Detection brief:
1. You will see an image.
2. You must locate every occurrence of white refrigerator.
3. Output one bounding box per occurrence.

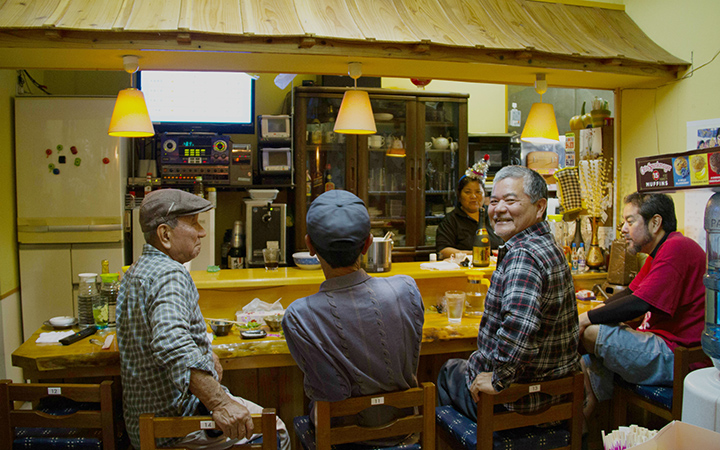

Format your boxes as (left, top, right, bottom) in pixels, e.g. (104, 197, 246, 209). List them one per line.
(15, 97, 127, 340)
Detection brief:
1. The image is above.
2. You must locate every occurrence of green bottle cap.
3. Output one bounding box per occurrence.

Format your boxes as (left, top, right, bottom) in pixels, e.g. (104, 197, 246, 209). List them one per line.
(100, 273, 119, 283)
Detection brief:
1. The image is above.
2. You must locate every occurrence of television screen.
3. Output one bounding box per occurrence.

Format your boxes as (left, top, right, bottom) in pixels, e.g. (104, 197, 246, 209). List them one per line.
(137, 71, 255, 134)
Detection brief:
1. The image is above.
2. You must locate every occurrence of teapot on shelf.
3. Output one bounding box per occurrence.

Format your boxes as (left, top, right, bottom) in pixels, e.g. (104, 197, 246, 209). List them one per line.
(431, 136, 450, 150)
(389, 135, 404, 149)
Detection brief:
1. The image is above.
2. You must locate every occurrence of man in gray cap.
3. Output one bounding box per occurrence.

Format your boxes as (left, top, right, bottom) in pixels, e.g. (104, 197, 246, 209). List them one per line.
(117, 188, 288, 450)
(282, 190, 424, 445)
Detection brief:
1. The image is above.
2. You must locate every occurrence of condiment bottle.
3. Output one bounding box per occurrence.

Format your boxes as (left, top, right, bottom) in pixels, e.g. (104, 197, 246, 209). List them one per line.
(100, 273, 119, 328)
(465, 269, 490, 316)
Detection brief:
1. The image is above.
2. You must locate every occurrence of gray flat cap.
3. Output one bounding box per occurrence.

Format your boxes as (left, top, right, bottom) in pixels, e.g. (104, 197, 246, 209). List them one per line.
(140, 188, 213, 232)
(306, 190, 370, 252)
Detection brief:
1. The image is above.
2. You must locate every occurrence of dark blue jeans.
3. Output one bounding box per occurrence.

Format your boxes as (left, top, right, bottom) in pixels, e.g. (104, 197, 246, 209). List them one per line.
(437, 358, 479, 421)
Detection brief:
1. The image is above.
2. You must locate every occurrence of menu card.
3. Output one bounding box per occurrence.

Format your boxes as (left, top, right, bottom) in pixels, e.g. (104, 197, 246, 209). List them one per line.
(635, 145, 720, 193)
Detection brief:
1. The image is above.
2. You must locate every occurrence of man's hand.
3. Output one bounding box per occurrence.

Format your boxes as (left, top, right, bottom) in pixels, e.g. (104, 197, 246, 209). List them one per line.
(211, 396, 254, 440)
(469, 371, 499, 403)
(578, 312, 592, 337)
(213, 352, 223, 382)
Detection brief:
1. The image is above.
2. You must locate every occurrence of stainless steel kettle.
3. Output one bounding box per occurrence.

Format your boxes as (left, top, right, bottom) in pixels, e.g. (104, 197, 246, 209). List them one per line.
(362, 236, 393, 273)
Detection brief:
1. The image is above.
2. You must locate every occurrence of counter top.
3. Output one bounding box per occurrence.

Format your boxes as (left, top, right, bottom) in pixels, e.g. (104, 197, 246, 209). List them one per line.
(190, 261, 493, 290)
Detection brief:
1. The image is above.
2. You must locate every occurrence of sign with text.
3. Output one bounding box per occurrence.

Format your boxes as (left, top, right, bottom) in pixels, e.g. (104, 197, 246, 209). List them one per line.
(636, 146, 720, 193)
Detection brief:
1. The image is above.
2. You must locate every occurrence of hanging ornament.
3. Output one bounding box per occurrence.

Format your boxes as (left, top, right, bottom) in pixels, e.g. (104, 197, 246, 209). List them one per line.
(410, 78, 432, 89)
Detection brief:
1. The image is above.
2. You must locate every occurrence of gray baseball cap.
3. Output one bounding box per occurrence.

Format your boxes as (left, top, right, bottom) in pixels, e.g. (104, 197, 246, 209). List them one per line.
(140, 188, 213, 233)
(306, 190, 370, 252)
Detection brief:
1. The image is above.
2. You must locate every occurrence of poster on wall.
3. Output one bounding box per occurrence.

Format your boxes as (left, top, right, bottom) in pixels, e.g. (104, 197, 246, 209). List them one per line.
(685, 119, 720, 250)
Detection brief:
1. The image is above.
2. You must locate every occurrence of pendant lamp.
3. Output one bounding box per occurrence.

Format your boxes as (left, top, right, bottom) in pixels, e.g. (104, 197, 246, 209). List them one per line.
(334, 62, 376, 135)
(108, 55, 155, 138)
(521, 74, 559, 144)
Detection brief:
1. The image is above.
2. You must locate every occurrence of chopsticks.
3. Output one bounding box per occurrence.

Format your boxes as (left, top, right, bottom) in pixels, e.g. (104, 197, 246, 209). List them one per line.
(204, 318, 245, 326)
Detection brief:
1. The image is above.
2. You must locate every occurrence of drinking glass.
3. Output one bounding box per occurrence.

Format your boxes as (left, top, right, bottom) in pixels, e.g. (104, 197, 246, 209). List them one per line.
(445, 290, 466, 323)
(263, 248, 280, 271)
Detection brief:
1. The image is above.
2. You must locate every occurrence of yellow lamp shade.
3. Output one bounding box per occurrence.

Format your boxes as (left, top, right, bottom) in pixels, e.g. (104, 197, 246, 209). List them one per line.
(521, 102, 559, 144)
(108, 88, 155, 137)
(334, 90, 376, 135)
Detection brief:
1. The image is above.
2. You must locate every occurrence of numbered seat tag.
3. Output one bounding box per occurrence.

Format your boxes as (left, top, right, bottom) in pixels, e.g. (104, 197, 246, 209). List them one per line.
(529, 385, 541, 393)
(371, 396, 385, 405)
(48, 387, 62, 395)
(200, 420, 216, 430)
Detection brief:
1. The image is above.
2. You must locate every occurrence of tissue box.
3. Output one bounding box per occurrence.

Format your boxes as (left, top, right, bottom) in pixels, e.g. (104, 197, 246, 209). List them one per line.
(631, 421, 720, 449)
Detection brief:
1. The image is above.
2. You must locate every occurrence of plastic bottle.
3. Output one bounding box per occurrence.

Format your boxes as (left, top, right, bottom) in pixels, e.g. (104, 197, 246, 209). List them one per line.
(207, 187, 216, 207)
(144, 173, 153, 196)
(324, 164, 335, 191)
(577, 243, 587, 273)
(101, 259, 109, 274)
(228, 220, 244, 269)
(702, 192, 720, 369)
(100, 273, 119, 328)
(77, 273, 99, 328)
(193, 176, 204, 198)
(509, 102, 521, 127)
(571, 243, 578, 274)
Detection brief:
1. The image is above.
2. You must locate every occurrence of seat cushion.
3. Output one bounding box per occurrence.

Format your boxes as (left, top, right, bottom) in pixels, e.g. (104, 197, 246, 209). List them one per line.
(293, 415, 421, 450)
(435, 405, 571, 450)
(615, 378, 673, 410)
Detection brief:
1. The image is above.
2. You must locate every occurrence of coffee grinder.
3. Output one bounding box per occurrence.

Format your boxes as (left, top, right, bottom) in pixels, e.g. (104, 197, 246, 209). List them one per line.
(244, 199, 287, 267)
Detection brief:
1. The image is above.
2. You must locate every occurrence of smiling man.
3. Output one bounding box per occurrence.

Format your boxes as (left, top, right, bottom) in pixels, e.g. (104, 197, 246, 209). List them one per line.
(437, 165, 579, 419)
(578, 192, 705, 422)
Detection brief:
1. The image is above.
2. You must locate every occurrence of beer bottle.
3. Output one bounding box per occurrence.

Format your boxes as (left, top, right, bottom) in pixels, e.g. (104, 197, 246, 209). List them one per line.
(228, 220, 244, 269)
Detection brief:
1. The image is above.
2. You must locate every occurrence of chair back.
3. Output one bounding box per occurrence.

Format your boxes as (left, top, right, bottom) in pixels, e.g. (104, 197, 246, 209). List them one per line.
(138, 408, 277, 450)
(476, 372, 584, 450)
(0, 379, 119, 450)
(311, 382, 435, 450)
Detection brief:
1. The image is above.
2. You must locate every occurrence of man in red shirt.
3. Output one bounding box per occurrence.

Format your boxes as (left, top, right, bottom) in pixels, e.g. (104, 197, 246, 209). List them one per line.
(579, 192, 706, 421)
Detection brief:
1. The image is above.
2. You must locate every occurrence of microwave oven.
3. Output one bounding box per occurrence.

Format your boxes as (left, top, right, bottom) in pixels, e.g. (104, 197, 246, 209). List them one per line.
(260, 147, 292, 174)
(468, 133, 521, 182)
(258, 114, 291, 141)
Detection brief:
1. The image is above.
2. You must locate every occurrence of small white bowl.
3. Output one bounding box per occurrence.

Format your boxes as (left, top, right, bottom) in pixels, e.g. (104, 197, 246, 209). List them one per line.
(49, 316, 76, 327)
(374, 113, 394, 121)
(292, 252, 321, 270)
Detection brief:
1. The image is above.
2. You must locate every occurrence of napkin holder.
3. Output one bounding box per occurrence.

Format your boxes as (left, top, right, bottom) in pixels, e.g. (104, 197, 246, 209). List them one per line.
(607, 239, 638, 286)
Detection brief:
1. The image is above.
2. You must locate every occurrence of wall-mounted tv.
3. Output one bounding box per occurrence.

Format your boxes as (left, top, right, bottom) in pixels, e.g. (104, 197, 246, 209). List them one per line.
(137, 71, 255, 134)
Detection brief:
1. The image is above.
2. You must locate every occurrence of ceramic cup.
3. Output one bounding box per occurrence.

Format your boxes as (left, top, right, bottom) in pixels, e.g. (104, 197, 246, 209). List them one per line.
(368, 135, 385, 149)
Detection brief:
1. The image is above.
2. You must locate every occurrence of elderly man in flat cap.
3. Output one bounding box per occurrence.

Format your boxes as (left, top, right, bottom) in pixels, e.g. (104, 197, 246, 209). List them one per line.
(117, 188, 289, 450)
(282, 190, 425, 446)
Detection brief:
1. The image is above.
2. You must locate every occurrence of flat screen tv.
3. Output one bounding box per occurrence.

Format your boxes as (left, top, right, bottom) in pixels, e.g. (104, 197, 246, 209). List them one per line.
(137, 70, 255, 134)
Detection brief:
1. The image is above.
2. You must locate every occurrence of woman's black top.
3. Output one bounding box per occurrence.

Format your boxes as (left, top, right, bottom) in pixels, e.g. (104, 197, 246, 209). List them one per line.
(435, 206, 503, 253)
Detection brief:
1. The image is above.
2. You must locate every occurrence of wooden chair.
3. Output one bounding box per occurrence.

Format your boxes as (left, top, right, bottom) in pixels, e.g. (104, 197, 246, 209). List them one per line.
(139, 408, 277, 450)
(0, 379, 122, 450)
(436, 372, 584, 450)
(294, 382, 436, 450)
(613, 345, 709, 426)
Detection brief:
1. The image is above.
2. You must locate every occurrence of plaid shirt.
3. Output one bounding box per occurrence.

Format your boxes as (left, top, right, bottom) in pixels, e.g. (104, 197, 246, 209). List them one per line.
(117, 244, 217, 449)
(465, 221, 579, 412)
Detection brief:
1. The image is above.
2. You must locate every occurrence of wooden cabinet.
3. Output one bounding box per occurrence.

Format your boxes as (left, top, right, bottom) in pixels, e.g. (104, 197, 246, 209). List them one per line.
(292, 87, 468, 260)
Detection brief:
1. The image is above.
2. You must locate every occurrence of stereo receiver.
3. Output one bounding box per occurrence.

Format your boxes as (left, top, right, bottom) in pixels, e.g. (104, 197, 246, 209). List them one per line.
(158, 134, 231, 185)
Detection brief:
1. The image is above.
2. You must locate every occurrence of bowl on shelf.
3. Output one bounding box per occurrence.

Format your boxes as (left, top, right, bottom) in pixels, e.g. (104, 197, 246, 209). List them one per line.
(292, 252, 321, 270)
(209, 320, 234, 336)
(248, 189, 279, 201)
(373, 113, 394, 121)
(263, 313, 284, 331)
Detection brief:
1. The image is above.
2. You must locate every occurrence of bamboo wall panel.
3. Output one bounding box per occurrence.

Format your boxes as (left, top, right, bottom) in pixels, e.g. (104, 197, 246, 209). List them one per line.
(393, 0, 472, 46)
(54, 0, 124, 30)
(346, 0, 418, 43)
(0, 0, 62, 28)
(124, 0, 181, 31)
(186, 0, 244, 35)
(295, 0, 364, 39)
(241, 0, 305, 36)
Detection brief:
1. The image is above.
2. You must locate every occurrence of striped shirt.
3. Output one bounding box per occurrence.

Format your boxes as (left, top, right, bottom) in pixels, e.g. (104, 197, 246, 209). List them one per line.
(466, 221, 579, 412)
(117, 244, 217, 449)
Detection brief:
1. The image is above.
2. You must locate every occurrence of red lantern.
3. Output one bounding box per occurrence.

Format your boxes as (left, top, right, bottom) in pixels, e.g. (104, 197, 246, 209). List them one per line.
(410, 78, 432, 89)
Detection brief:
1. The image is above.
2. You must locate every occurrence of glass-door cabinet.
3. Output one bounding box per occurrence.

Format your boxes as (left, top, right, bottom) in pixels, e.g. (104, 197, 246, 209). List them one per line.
(293, 86, 468, 261)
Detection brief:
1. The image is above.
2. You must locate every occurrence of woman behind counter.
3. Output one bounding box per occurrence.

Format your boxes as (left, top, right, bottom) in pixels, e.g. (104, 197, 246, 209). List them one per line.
(436, 159, 503, 260)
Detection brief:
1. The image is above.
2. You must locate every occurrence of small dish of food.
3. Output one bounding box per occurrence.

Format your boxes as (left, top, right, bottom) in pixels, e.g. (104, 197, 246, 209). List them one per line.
(263, 313, 284, 331)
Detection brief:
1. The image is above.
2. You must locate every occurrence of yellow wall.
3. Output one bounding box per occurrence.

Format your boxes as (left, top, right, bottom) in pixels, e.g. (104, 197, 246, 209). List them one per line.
(621, 0, 720, 229)
(382, 78, 507, 133)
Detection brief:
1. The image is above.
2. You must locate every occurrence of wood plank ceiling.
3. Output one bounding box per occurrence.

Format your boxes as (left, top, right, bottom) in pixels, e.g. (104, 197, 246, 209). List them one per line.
(0, 0, 688, 89)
